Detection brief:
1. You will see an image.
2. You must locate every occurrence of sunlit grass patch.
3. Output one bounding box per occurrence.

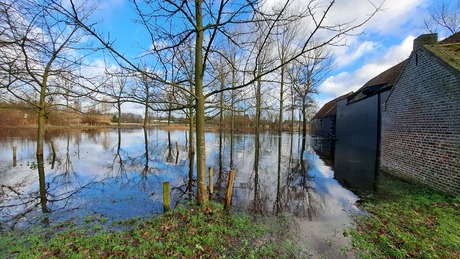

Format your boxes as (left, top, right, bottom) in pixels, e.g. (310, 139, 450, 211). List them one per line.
(1, 202, 301, 258)
(351, 174, 460, 258)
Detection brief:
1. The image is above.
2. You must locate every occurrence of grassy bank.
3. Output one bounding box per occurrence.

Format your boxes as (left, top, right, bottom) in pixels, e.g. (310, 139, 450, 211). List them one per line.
(0, 203, 300, 258)
(351, 173, 460, 258)
(3, 175, 458, 258)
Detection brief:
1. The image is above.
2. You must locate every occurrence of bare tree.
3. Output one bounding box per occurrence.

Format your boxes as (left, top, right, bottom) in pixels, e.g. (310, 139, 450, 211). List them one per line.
(290, 45, 334, 138)
(59, 0, 383, 204)
(103, 67, 131, 127)
(131, 67, 158, 128)
(274, 11, 303, 133)
(424, 0, 460, 36)
(0, 0, 96, 160)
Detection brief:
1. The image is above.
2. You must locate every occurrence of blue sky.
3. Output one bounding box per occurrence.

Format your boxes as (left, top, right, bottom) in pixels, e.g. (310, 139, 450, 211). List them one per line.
(87, 0, 445, 113)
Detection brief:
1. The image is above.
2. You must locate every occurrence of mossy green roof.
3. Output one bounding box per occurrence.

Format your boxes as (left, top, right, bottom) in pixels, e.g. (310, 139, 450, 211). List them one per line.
(425, 43, 460, 72)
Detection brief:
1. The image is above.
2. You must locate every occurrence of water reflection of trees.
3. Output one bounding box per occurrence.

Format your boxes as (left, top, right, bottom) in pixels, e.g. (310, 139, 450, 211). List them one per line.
(1, 154, 93, 229)
(0, 129, 118, 229)
(216, 130, 325, 220)
(1, 128, 348, 229)
(108, 127, 128, 184)
(275, 134, 320, 220)
(1, 128, 188, 229)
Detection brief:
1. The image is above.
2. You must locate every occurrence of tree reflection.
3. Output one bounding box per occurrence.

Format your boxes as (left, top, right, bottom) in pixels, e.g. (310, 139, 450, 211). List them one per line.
(1, 128, 360, 230)
(187, 125, 195, 196)
(109, 127, 127, 180)
(166, 131, 174, 164)
(213, 131, 227, 203)
(252, 131, 270, 214)
(272, 133, 321, 220)
(142, 127, 149, 177)
(52, 132, 75, 184)
(37, 155, 49, 215)
(1, 143, 91, 229)
(216, 130, 224, 200)
(275, 133, 283, 214)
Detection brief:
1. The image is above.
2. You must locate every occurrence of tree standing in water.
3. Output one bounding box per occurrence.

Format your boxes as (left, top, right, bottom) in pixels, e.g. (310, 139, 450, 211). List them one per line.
(58, 0, 382, 204)
(0, 0, 98, 212)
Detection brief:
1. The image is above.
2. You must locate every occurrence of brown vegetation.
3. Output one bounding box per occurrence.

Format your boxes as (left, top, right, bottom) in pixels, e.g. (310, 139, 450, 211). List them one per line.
(0, 108, 37, 127)
(0, 107, 112, 128)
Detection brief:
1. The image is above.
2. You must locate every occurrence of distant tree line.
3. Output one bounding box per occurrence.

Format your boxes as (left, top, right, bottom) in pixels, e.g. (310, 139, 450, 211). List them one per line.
(111, 113, 143, 124)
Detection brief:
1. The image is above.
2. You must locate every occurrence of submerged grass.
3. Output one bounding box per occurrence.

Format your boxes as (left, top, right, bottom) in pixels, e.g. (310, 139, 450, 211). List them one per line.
(351, 173, 460, 258)
(1, 202, 300, 258)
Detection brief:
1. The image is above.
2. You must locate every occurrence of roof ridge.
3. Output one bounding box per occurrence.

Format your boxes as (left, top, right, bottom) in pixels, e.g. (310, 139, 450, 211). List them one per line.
(439, 32, 460, 44)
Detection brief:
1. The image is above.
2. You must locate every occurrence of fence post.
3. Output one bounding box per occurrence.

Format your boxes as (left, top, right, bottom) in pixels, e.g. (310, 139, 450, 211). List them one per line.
(163, 182, 170, 212)
(225, 170, 236, 210)
(50, 141, 56, 157)
(13, 146, 17, 167)
(175, 142, 179, 164)
(208, 167, 214, 199)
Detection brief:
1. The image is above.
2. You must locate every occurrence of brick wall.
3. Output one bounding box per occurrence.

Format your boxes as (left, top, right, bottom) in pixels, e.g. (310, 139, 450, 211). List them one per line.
(380, 45, 460, 195)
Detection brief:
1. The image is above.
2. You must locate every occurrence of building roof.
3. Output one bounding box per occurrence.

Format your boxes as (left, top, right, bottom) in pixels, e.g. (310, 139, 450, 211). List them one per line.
(314, 32, 459, 120)
(439, 31, 460, 44)
(346, 59, 408, 104)
(425, 32, 460, 71)
(312, 92, 353, 119)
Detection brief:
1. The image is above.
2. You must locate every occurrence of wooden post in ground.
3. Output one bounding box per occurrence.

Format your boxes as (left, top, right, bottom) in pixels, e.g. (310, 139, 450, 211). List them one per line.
(175, 141, 179, 164)
(50, 141, 57, 169)
(208, 167, 214, 199)
(225, 170, 236, 210)
(13, 146, 17, 167)
(163, 182, 170, 212)
(50, 141, 56, 157)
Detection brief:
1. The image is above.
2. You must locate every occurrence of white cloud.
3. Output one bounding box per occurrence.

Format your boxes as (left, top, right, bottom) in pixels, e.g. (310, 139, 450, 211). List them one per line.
(363, 0, 430, 34)
(320, 0, 428, 36)
(320, 71, 356, 96)
(381, 35, 415, 63)
(334, 40, 379, 67)
(316, 34, 415, 108)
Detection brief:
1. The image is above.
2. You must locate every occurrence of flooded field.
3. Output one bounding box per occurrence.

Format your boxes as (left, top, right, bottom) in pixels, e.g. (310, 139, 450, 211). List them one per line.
(0, 128, 375, 257)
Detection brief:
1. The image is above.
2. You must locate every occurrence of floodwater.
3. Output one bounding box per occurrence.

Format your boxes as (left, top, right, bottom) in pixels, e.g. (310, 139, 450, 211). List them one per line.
(0, 128, 376, 258)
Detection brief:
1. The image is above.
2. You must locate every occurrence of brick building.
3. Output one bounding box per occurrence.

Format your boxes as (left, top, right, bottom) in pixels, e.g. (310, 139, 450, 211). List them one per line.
(380, 33, 460, 195)
(311, 92, 353, 139)
(336, 60, 407, 150)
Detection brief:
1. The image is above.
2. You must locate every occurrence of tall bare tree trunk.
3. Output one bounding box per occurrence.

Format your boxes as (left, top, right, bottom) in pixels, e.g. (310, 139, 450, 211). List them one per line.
(275, 132, 282, 214)
(253, 66, 262, 212)
(37, 76, 48, 213)
(116, 100, 121, 126)
(291, 85, 295, 134)
(143, 89, 149, 129)
(187, 109, 195, 193)
(255, 66, 262, 137)
(219, 81, 224, 129)
(230, 88, 235, 169)
(188, 72, 196, 192)
(37, 105, 46, 160)
(278, 65, 285, 134)
(302, 99, 307, 138)
(194, 0, 208, 204)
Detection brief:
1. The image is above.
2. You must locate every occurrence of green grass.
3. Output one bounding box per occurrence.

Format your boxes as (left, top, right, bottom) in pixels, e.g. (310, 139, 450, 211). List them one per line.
(0, 202, 300, 258)
(351, 173, 460, 258)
